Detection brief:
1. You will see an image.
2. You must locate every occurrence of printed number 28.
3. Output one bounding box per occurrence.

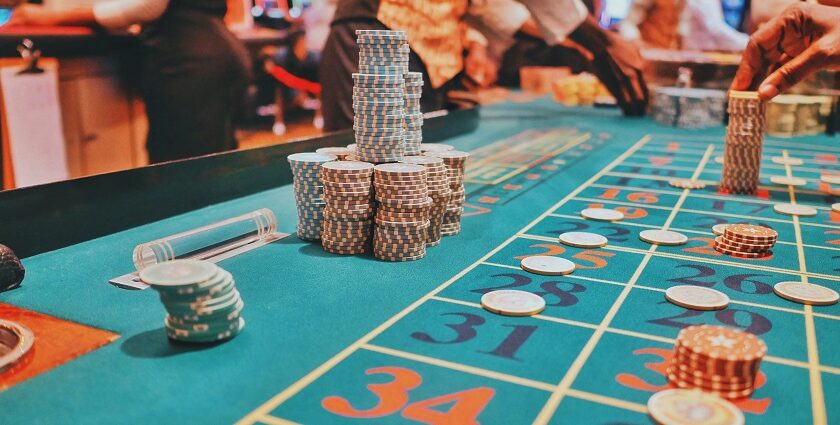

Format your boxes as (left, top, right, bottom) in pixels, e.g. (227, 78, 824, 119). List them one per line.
(322, 366, 495, 424)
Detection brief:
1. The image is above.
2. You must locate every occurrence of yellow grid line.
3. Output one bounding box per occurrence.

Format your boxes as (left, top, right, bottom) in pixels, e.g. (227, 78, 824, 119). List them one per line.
(235, 135, 654, 425)
(647, 133, 840, 153)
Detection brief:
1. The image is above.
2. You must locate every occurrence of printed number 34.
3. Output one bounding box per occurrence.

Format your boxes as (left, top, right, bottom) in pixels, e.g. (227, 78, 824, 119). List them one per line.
(322, 366, 495, 424)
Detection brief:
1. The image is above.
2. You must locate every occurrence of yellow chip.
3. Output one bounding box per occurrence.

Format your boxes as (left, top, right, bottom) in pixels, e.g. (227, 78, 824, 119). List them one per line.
(647, 389, 744, 425)
(774, 281, 839, 306)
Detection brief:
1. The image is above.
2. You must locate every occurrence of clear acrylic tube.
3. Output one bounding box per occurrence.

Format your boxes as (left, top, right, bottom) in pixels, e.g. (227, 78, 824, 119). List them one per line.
(132, 208, 277, 270)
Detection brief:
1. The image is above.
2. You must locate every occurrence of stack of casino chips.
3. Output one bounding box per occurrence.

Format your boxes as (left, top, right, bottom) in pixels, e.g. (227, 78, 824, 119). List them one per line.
(320, 161, 376, 254)
(426, 150, 470, 236)
(403, 72, 424, 155)
(288, 152, 338, 241)
(139, 259, 245, 343)
(420, 143, 454, 154)
(667, 325, 767, 399)
(401, 156, 451, 247)
(714, 223, 777, 259)
(353, 30, 409, 163)
(316, 146, 354, 160)
(721, 91, 766, 194)
(373, 163, 432, 261)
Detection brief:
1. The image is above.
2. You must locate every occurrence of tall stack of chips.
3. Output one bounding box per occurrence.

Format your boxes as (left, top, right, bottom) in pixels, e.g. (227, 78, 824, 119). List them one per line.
(401, 156, 450, 247)
(320, 161, 376, 254)
(353, 30, 409, 163)
(373, 163, 432, 261)
(288, 153, 338, 240)
(316, 146, 354, 160)
(667, 325, 767, 399)
(403, 72, 423, 155)
(426, 150, 470, 236)
(721, 90, 765, 194)
(714, 223, 776, 259)
(139, 259, 245, 343)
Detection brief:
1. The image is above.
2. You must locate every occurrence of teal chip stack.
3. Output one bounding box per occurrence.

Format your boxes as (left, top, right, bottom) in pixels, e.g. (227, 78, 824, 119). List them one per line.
(139, 260, 245, 343)
(353, 30, 409, 163)
(403, 72, 423, 155)
(288, 152, 338, 240)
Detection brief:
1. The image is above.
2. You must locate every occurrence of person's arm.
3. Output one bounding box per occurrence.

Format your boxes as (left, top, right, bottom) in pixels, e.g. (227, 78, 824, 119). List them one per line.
(11, 0, 168, 29)
(731, 3, 840, 100)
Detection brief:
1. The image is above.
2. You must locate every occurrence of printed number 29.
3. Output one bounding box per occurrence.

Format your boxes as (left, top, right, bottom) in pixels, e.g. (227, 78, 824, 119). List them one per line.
(322, 366, 495, 424)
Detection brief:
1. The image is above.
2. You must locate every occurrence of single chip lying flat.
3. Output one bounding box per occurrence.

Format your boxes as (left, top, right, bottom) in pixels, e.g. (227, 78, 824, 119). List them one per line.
(774, 281, 839, 306)
(640, 229, 689, 246)
(821, 175, 840, 185)
(480, 290, 546, 316)
(711, 224, 730, 236)
(647, 389, 744, 425)
(581, 208, 624, 222)
(520, 255, 575, 276)
(771, 156, 803, 166)
(558, 232, 608, 248)
(665, 285, 730, 310)
(770, 176, 807, 186)
(773, 203, 818, 217)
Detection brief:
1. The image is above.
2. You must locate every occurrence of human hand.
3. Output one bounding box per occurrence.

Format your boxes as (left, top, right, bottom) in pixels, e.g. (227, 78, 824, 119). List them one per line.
(731, 3, 840, 100)
(464, 44, 498, 90)
(9, 4, 59, 26)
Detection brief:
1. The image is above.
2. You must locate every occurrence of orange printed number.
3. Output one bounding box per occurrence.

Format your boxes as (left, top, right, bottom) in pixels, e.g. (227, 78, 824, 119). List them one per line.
(515, 243, 566, 260)
(825, 230, 840, 246)
(682, 237, 721, 257)
(597, 189, 659, 204)
(572, 250, 614, 269)
(322, 367, 496, 424)
(322, 366, 421, 418)
(587, 203, 648, 219)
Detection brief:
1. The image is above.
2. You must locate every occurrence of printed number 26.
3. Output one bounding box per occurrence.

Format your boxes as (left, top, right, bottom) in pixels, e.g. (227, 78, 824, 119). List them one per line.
(322, 366, 495, 424)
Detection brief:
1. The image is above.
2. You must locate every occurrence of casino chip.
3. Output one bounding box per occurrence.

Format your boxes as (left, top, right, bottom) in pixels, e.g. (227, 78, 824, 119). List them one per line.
(720, 90, 764, 195)
(139, 260, 245, 343)
(647, 389, 744, 425)
(558, 232, 608, 248)
(667, 325, 766, 400)
(773, 203, 817, 217)
(425, 150, 470, 236)
(668, 179, 706, 190)
(773, 281, 839, 306)
(833, 203, 840, 213)
(401, 156, 450, 246)
(420, 143, 454, 153)
(821, 175, 840, 185)
(320, 161, 375, 255)
(372, 163, 430, 261)
(714, 224, 776, 258)
(480, 290, 546, 316)
(711, 224, 730, 236)
(316, 146, 353, 160)
(640, 229, 688, 246)
(769, 176, 807, 186)
(771, 156, 803, 166)
(520, 255, 575, 276)
(580, 208, 623, 222)
(288, 152, 338, 241)
(665, 285, 729, 310)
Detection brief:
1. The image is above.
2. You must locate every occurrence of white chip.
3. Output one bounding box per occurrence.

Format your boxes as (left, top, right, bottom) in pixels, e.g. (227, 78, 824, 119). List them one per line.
(771, 156, 804, 166)
(773, 203, 818, 216)
(711, 224, 730, 236)
(833, 203, 840, 213)
(647, 389, 744, 425)
(480, 290, 546, 316)
(665, 285, 730, 310)
(520, 255, 575, 276)
(821, 175, 840, 185)
(558, 232, 608, 248)
(774, 281, 839, 306)
(581, 208, 624, 222)
(639, 229, 689, 246)
(668, 179, 706, 190)
(770, 176, 807, 186)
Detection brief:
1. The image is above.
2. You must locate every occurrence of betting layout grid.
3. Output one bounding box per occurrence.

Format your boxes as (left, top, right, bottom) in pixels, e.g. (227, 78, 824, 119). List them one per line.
(244, 132, 839, 425)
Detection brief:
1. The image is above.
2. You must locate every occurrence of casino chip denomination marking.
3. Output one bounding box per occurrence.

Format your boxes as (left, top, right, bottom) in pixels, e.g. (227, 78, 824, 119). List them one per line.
(647, 389, 744, 425)
(773, 203, 818, 217)
(580, 207, 624, 222)
(480, 290, 546, 316)
(774, 281, 840, 306)
(558, 231, 608, 248)
(520, 255, 575, 276)
(139, 260, 245, 343)
(639, 229, 689, 246)
(665, 285, 730, 311)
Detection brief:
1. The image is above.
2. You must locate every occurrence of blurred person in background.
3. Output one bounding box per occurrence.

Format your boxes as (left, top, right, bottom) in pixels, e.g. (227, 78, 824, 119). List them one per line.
(10, 0, 251, 163)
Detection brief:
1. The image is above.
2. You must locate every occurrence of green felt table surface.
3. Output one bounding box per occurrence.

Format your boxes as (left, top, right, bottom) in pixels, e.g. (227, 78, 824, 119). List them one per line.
(1, 97, 839, 425)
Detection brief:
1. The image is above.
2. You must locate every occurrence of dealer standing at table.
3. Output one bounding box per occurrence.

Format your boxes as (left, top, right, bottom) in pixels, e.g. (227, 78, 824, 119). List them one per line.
(10, 0, 251, 163)
(320, 0, 648, 132)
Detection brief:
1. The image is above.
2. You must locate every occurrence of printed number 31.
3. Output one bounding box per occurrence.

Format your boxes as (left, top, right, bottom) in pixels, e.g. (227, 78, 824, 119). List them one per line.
(322, 366, 495, 424)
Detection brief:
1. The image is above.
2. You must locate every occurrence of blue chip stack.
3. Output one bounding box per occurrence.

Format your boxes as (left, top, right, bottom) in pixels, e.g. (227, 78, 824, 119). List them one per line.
(403, 72, 423, 155)
(353, 30, 409, 163)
